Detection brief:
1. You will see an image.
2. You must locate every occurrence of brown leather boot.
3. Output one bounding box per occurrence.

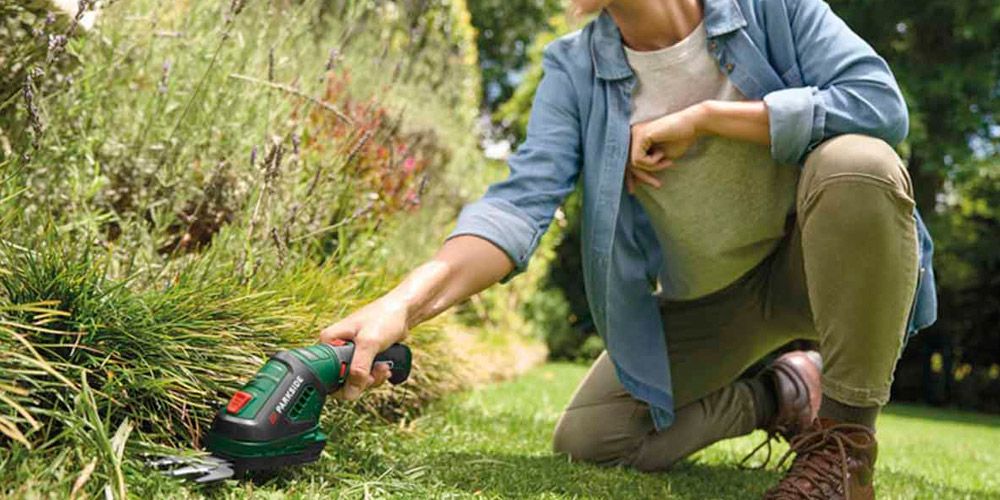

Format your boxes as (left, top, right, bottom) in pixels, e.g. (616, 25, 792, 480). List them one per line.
(764, 351, 823, 440)
(740, 351, 822, 469)
(763, 417, 878, 499)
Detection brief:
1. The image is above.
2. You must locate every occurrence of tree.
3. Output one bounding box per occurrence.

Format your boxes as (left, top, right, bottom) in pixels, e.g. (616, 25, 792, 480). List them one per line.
(495, 3, 1000, 404)
(827, 0, 1000, 209)
(466, 0, 562, 111)
(828, 0, 1000, 409)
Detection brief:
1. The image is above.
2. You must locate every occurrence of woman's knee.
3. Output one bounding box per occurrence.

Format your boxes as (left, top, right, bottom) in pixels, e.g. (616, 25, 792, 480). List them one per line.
(799, 134, 913, 204)
(552, 415, 682, 472)
(552, 405, 644, 466)
(552, 412, 611, 464)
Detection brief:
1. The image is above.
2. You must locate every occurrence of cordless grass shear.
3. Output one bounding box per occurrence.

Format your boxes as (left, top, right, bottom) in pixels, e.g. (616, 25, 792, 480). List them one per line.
(146, 340, 412, 484)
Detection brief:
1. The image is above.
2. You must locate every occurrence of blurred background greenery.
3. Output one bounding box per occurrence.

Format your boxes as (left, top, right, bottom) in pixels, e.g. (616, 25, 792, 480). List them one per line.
(469, 0, 1000, 413)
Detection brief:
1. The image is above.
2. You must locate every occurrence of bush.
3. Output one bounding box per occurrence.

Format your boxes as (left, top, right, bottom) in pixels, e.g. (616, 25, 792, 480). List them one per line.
(488, 15, 603, 361)
(891, 162, 1000, 413)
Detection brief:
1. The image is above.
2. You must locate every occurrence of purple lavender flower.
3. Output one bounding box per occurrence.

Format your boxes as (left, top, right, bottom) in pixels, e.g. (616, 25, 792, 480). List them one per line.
(158, 60, 172, 94)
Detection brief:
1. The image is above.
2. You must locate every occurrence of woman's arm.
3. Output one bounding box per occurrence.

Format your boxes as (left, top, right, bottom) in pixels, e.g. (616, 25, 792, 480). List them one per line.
(319, 235, 512, 400)
(627, 99, 770, 190)
(763, 0, 908, 165)
(694, 100, 770, 146)
(320, 40, 583, 400)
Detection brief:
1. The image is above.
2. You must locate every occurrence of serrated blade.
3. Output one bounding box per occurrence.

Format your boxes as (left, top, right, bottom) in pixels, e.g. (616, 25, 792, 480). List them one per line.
(144, 454, 236, 484)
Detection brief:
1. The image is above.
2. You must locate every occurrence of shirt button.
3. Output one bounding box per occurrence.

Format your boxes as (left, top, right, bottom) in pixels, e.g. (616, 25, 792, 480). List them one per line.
(725, 62, 735, 73)
(709, 40, 718, 51)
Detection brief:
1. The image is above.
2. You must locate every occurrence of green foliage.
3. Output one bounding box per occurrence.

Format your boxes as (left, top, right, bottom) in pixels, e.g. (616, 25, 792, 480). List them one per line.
(466, 0, 563, 111)
(0, 1, 85, 136)
(826, 0, 1000, 406)
(497, 6, 1000, 376)
(0, 238, 304, 447)
(2, 1, 475, 260)
(932, 162, 1000, 365)
(827, 0, 999, 191)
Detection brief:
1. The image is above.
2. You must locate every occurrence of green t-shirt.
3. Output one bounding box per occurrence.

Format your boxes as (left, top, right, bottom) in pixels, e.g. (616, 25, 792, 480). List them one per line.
(625, 22, 800, 300)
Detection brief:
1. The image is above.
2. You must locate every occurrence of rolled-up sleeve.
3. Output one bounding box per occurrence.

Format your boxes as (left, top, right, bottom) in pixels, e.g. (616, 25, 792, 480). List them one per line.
(445, 44, 582, 284)
(765, 0, 909, 165)
(448, 197, 542, 283)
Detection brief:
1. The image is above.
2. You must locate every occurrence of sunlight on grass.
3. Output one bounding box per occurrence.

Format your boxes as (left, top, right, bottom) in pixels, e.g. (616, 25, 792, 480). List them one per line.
(380, 363, 1000, 499)
(48, 362, 994, 498)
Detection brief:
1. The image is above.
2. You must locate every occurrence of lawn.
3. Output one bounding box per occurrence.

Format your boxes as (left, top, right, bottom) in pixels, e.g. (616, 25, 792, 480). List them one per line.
(145, 363, 1000, 499)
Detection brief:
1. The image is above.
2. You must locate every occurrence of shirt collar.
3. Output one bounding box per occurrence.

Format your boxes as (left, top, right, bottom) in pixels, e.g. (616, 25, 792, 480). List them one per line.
(591, 0, 748, 81)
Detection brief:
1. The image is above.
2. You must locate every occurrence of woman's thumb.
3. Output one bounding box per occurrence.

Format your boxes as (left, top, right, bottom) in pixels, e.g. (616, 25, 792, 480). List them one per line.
(319, 319, 358, 344)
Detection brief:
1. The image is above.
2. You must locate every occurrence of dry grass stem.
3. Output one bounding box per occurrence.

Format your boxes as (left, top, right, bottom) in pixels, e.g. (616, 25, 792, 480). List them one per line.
(228, 73, 354, 125)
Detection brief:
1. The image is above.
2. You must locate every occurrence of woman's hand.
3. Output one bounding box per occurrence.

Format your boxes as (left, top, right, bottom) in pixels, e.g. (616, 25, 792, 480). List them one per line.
(316, 235, 515, 401)
(319, 296, 410, 401)
(626, 101, 772, 193)
(626, 104, 706, 193)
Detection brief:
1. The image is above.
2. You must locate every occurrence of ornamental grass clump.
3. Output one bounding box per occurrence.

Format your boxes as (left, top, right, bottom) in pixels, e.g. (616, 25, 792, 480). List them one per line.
(0, 234, 462, 453)
(0, 240, 305, 448)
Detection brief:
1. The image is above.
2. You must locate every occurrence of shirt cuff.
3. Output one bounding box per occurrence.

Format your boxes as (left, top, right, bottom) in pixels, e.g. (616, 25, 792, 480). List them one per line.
(763, 86, 827, 165)
(445, 197, 542, 284)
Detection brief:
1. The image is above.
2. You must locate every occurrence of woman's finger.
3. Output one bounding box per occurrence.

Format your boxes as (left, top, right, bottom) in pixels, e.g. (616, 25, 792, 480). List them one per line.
(329, 334, 392, 400)
(370, 362, 392, 389)
(340, 335, 380, 400)
(629, 139, 644, 168)
(647, 158, 674, 172)
(631, 168, 662, 189)
(636, 149, 664, 168)
(633, 147, 663, 169)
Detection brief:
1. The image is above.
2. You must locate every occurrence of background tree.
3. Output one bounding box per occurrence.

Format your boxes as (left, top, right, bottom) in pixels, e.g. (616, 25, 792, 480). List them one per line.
(830, 0, 1000, 410)
(487, 2, 1000, 409)
(466, 0, 563, 112)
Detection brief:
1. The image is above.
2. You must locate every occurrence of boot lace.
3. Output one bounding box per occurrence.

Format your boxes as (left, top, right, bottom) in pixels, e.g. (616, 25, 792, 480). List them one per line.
(738, 429, 783, 470)
(738, 415, 797, 470)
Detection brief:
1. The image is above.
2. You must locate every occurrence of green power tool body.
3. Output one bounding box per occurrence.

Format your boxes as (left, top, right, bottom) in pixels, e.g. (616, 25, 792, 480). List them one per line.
(148, 341, 412, 484)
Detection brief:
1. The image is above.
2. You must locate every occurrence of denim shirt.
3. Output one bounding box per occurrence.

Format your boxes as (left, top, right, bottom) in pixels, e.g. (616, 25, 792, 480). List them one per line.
(446, 0, 938, 430)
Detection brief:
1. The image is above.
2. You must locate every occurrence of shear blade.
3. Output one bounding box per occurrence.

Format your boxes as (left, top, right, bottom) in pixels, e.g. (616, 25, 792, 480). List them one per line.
(144, 455, 189, 469)
(145, 454, 235, 484)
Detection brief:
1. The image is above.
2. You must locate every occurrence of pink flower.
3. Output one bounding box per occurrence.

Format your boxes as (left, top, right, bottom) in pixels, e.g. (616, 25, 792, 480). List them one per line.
(402, 157, 417, 173)
(405, 188, 420, 205)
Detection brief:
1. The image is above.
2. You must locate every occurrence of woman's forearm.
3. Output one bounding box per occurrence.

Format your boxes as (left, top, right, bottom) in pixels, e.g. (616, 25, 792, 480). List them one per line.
(383, 234, 514, 329)
(320, 234, 511, 400)
(693, 100, 771, 146)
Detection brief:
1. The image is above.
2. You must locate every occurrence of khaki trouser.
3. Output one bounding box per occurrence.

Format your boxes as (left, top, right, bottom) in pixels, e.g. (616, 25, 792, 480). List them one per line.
(552, 135, 920, 471)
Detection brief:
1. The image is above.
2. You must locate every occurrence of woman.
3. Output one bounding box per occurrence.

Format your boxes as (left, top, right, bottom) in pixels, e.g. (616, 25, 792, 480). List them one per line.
(320, 0, 938, 498)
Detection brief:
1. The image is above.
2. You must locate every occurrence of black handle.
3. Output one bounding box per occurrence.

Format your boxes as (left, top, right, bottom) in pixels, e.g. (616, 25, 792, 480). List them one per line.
(373, 343, 412, 385)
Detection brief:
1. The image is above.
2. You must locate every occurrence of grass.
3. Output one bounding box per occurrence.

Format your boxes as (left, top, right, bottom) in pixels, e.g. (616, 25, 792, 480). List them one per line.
(70, 363, 993, 498)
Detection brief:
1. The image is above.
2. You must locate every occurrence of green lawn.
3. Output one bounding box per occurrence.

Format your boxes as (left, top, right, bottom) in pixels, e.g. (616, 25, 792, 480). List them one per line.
(134, 363, 1000, 499)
